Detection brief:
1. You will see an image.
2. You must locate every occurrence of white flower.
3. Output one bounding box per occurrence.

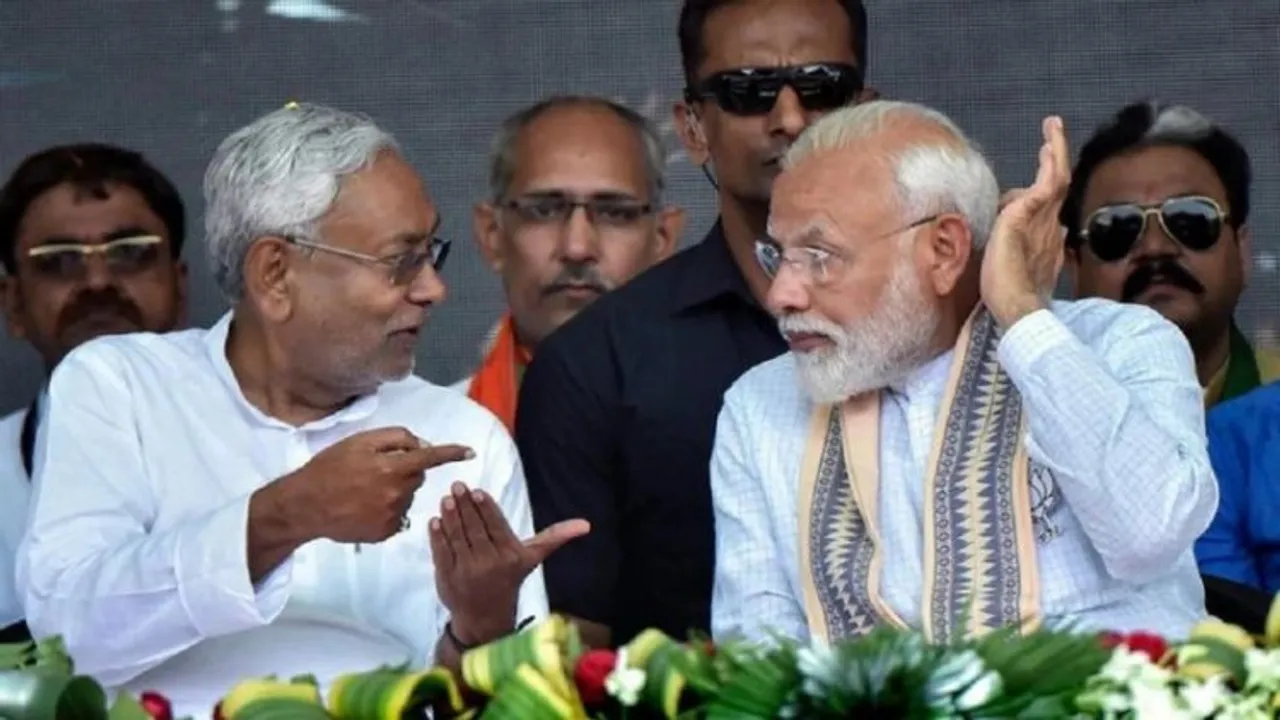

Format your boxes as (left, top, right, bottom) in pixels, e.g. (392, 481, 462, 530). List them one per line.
(1129, 681, 1192, 719)
(604, 648, 647, 707)
(1100, 646, 1174, 689)
(1178, 676, 1231, 717)
(1215, 692, 1271, 720)
(1244, 648, 1280, 691)
(795, 643, 838, 696)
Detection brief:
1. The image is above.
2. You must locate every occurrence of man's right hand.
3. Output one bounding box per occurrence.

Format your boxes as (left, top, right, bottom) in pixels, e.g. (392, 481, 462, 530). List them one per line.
(259, 427, 474, 546)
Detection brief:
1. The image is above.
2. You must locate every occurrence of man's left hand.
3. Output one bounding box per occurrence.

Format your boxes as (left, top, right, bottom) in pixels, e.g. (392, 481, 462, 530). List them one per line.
(980, 116, 1072, 329)
(429, 482, 590, 646)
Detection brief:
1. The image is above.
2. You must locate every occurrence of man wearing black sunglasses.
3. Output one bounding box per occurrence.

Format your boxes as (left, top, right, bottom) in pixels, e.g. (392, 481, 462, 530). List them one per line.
(0, 143, 188, 644)
(517, 0, 874, 650)
(1062, 100, 1279, 408)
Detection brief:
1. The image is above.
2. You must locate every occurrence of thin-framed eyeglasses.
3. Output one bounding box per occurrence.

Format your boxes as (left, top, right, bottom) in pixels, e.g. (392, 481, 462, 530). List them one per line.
(501, 191, 656, 230)
(26, 234, 164, 280)
(755, 214, 939, 285)
(285, 234, 451, 286)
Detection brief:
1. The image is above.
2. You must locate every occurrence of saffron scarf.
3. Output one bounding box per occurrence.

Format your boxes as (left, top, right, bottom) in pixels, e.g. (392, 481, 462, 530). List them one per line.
(797, 307, 1041, 644)
(466, 314, 532, 432)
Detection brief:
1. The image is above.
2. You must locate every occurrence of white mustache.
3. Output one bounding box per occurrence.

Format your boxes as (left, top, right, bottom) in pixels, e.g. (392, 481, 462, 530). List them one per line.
(778, 313, 845, 338)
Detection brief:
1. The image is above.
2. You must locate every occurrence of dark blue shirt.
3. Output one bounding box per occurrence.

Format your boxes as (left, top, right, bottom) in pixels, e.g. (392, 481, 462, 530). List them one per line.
(1196, 380, 1280, 593)
(515, 222, 787, 645)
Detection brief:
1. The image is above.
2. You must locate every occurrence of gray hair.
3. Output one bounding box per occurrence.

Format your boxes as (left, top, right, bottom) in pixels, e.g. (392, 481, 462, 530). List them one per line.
(203, 102, 400, 300)
(487, 95, 666, 204)
(783, 100, 1000, 249)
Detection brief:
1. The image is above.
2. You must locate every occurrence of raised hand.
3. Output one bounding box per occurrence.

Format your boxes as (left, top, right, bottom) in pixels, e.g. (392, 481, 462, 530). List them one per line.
(429, 482, 590, 645)
(980, 116, 1072, 328)
(278, 427, 473, 544)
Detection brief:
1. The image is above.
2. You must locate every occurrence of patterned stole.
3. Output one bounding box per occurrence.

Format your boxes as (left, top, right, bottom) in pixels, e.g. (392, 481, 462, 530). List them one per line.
(797, 307, 1041, 644)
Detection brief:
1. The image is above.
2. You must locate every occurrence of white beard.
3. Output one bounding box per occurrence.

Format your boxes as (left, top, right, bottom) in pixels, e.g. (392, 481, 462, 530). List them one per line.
(779, 253, 941, 404)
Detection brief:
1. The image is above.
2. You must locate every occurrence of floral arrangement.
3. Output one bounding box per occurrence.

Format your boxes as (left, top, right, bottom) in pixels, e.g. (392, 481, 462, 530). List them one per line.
(5, 601, 1280, 719)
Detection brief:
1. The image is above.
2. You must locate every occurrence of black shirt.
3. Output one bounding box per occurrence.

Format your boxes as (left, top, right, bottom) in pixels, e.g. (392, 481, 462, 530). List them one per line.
(515, 222, 787, 645)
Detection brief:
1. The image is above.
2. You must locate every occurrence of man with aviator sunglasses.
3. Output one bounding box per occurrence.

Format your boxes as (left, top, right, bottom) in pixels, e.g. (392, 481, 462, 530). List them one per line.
(0, 143, 188, 645)
(518, 0, 876, 650)
(1062, 100, 1279, 408)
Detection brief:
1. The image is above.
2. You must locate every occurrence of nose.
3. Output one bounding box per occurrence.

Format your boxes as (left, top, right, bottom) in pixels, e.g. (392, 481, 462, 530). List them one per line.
(405, 263, 446, 306)
(558, 206, 601, 264)
(765, 264, 811, 317)
(82, 253, 115, 290)
(1131, 209, 1181, 260)
(767, 85, 807, 140)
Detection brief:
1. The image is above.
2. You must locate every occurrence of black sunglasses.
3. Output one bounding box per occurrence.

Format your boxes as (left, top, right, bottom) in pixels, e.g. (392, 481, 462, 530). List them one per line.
(1080, 195, 1229, 263)
(685, 63, 864, 116)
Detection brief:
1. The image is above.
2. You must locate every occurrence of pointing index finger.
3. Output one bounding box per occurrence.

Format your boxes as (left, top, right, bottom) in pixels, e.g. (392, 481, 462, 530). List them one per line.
(386, 443, 475, 475)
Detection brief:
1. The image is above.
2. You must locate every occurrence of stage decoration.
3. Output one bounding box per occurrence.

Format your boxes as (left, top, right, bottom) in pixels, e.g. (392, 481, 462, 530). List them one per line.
(5, 600, 1280, 718)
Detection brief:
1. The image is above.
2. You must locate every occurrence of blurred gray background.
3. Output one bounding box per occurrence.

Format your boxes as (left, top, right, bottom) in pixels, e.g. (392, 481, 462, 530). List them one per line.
(1, 0, 1277, 412)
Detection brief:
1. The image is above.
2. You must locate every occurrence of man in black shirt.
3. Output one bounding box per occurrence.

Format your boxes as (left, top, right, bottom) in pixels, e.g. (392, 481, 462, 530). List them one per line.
(516, 0, 874, 648)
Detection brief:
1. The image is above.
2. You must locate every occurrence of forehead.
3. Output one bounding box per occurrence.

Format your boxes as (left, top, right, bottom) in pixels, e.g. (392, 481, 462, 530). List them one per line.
(509, 105, 651, 198)
(699, 0, 856, 75)
(769, 147, 896, 244)
(16, 181, 166, 248)
(1081, 145, 1229, 212)
(321, 152, 436, 248)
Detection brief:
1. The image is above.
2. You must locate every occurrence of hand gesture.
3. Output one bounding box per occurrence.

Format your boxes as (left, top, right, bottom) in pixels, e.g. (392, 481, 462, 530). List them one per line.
(980, 116, 1072, 328)
(284, 427, 473, 544)
(429, 482, 590, 645)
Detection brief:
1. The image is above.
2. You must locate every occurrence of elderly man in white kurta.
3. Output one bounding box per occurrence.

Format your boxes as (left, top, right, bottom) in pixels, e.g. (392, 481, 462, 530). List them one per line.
(17, 103, 587, 719)
(709, 101, 1216, 646)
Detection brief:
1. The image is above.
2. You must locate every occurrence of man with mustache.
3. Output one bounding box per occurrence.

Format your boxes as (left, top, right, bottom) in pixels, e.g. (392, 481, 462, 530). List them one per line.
(0, 143, 188, 643)
(711, 101, 1215, 644)
(1061, 101, 1279, 408)
(516, 0, 876, 650)
(453, 96, 682, 430)
(17, 103, 585, 718)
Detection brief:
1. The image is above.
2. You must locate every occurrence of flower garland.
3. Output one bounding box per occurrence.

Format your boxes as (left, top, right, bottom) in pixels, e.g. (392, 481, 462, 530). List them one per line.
(6, 598, 1280, 719)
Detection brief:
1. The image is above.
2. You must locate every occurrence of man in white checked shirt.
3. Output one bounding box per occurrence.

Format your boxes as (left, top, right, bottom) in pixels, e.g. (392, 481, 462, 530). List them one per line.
(17, 103, 587, 718)
(709, 100, 1216, 646)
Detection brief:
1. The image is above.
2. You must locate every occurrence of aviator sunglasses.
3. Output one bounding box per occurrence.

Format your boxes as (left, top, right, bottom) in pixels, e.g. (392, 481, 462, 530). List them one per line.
(1080, 195, 1229, 263)
(685, 63, 864, 116)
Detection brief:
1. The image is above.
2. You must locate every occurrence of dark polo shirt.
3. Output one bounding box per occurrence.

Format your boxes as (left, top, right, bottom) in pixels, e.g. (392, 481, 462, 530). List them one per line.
(515, 221, 787, 645)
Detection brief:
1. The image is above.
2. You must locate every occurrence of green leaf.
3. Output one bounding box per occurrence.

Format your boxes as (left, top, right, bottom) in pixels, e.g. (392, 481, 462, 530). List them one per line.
(0, 668, 107, 720)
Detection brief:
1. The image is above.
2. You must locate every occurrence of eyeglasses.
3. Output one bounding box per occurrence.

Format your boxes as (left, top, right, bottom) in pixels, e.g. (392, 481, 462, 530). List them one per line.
(26, 234, 163, 280)
(1080, 195, 1228, 263)
(755, 215, 938, 285)
(685, 63, 864, 116)
(502, 193, 656, 229)
(286, 235, 450, 286)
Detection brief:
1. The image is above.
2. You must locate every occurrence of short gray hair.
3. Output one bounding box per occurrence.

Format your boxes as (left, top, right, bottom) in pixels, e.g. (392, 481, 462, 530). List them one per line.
(203, 102, 400, 300)
(783, 100, 1000, 248)
(487, 96, 666, 204)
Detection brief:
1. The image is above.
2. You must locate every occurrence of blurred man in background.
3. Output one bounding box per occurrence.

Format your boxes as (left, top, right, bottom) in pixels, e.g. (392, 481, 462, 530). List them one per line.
(0, 143, 187, 642)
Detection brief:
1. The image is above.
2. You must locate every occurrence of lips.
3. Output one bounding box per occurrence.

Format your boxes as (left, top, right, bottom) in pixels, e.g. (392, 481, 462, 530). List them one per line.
(785, 331, 833, 353)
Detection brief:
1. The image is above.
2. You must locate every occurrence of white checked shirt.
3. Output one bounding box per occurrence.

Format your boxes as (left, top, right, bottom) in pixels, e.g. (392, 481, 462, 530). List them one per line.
(17, 312, 547, 720)
(710, 299, 1217, 644)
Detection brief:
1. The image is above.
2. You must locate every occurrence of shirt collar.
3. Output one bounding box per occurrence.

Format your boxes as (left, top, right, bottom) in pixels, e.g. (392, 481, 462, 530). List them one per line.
(204, 310, 380, 430)
(669, 220, 760, 315)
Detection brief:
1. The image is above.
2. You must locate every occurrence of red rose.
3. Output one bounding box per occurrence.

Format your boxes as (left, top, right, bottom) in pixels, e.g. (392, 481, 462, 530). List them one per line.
(573, 649, 618, 706)
(1123, 632, 1170, 664)
(138, 691, 174, 720)
(1099, 631, 1170, 664)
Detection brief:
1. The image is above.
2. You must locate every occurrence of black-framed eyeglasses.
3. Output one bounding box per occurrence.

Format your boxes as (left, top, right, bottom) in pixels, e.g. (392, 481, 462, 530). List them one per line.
(685, 63, 864, 116)
(502, 192, 656, 229)
(1080, 195, 1229, 263)
(286, 235, 450, 286)
(26, 234, 163, 280)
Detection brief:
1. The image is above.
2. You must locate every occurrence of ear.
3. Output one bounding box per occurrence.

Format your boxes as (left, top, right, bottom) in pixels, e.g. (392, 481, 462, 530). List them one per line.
(1237, 224, 1252, 287)
(241, 237, 296, 322)
(0, 274, 29, 341)
(172, 259, 190, 328)
(922, 214, 971, 296)
(653, 206, 685, 261)
(472, 201, 505, 274)
(1063, 245, 1083, 296)
(673, 102, 710, 167)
